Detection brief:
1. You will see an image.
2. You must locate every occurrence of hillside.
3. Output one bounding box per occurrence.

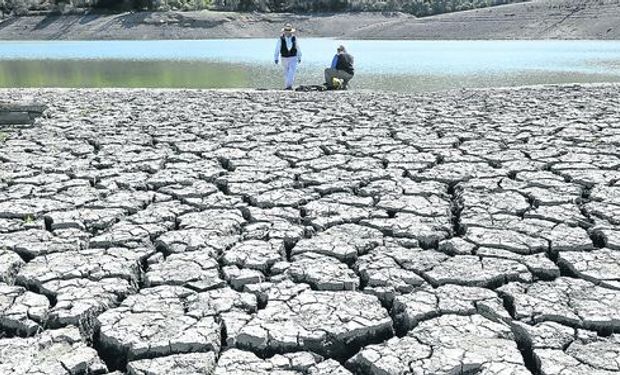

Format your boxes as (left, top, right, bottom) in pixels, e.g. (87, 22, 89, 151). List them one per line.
(347, 0, 620, 39)
(0, 0, 617, 39)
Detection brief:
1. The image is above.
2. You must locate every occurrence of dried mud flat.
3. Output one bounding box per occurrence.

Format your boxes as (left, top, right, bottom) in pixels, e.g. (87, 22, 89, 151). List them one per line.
(0, 84, 619, 375)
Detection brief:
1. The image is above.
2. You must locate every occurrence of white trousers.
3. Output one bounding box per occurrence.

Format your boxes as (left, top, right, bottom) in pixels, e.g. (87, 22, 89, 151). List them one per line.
(282, 56, 298, 88)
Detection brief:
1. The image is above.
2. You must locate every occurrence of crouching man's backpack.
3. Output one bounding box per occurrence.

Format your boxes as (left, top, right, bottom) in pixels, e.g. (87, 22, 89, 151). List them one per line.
(331, 78, 344, 90)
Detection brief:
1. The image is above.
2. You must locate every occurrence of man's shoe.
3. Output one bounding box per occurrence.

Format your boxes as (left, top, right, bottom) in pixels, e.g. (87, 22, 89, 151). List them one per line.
(284, 87, 293, 90)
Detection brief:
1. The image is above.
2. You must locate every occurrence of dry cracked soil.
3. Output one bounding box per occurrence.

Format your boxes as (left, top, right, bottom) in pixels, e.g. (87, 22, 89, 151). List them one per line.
(0, 84, 619, 375)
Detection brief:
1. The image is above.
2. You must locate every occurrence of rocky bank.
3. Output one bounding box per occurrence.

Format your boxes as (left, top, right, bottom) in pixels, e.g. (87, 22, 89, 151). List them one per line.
(0, 84, 619, 374)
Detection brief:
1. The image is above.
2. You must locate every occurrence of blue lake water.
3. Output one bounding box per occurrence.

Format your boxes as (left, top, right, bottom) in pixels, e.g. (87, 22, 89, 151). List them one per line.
(0, 39, 619, 91)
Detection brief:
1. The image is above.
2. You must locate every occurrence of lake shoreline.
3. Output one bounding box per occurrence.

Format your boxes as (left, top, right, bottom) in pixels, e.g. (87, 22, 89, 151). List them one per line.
(0, 0, 618, 40)
(3, 81, 618, 95)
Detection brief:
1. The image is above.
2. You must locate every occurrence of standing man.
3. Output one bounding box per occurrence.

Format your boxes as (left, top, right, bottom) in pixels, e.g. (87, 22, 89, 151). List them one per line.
(274, 23, 302, 90)
(325, 45, 354, 89)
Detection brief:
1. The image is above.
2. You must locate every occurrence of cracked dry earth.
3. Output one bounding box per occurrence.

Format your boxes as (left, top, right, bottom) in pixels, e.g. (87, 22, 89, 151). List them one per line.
(0, 84, 619, 375)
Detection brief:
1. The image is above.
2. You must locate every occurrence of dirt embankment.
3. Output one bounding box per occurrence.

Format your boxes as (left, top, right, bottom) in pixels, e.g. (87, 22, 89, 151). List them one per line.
(0, 0, 618, 40)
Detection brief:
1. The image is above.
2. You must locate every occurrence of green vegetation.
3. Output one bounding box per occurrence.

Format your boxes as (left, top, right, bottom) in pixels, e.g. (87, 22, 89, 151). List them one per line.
(23, 214, 35, 224)
(0, 0, 49, 16)
(93, 0, 212, 11)
(0, 0, 212, 15)
(0, 0, 522, 17)
(0, 132, 7, 142)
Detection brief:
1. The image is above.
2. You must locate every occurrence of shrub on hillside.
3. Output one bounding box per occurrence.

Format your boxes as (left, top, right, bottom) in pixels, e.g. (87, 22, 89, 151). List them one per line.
(210, 0, 524, 15)
(0, 0, 522, 16)
(0, 0, 52, 15)
(152, 0, 211, 11)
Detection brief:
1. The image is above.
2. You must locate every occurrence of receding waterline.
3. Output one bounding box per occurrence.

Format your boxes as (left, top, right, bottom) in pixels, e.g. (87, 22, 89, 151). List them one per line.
(0, 39, 619, 91)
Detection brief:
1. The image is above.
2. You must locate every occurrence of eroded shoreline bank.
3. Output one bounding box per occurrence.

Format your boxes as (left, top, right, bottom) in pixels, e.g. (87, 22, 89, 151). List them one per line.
(0, 0, 619, 41)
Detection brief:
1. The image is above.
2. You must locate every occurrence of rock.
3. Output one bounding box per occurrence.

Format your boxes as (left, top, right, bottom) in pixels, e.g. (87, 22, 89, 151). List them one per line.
(514, 322, 620, 375)
(146, 168, 199, 189)
(0, 229, 83, 259)
(96, 286, 223, 367)
(159, 181, 219, 200)
(362, 213, 452, 247)
(222, 265, 267, 289)
(0, 103, 46, 125)
(424, 254, 532, 287)
(15, 247, 147, 326)
(222, 239, 284, 273)
(498, 277, 620, 332)
(524, 203, 587, 226)
(0, 248, 24, 283)
(185, 287, 257, 317)
(0, 198, 72, 219)
(243, 220, 305, 244)
(88, 190, 156, 214)
(177, 209, 245, 234)
(348, 314, 529, 374)
(460, 190, 530, 216)
(88, 220, 161, 249)
(45, 208, 126, 232)
(303, 193, 387, 230)
(465, 226, 549, 255)
(250, 188, 320, 208)
(392, 284, 510, 332)
(215, 349, 352, 375)
(145, 250, 225, 290)
(597, 227, 620, 250)
(544, 224, 594, 253)
(127, 352, 217, 375)
(437, 237, 477, 255)
(235, 289, 393, 358)
(291, 224, 383, 262)
(511, 320, 575, 351)
(155, 229, 239, 255)
(287, 252, 360, 291)
(299, 168, 388, 195)
(0, 283, 50, 336)
(415, 162, 508, 184)
(0, 326, 107, 374)
(354, 245, 426, 305)
(557, 248, 620, 289)
(476, 247, 560, 280)
(0, 217, 44, 233)
(17, 247, 144, 286)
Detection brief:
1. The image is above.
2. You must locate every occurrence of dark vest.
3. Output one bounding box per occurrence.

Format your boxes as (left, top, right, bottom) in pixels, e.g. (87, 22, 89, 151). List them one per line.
(280, 36, 298, 58)
(336, 53, 354, 75)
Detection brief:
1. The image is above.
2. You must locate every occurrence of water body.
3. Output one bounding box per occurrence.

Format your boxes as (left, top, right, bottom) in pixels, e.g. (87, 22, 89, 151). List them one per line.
(0, 39, 619, 92)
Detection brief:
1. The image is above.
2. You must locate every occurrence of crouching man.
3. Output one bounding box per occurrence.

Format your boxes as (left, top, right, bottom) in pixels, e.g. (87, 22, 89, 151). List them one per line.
(325, 45, 354, 90)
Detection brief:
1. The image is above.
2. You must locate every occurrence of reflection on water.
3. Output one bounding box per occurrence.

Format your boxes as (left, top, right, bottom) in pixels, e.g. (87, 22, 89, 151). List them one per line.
(0, 59, 618, 92)
(0, 60, 250, 88)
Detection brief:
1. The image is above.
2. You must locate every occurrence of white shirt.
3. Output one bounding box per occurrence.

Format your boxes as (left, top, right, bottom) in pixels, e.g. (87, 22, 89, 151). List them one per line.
(274, 35, 302, 61)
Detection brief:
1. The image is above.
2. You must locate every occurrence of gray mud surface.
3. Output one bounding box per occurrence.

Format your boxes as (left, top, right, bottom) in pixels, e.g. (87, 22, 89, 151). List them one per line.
(0, 84, 619, 374)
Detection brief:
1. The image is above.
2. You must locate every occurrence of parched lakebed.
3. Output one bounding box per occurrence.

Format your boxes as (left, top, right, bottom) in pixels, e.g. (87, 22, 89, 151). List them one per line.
(0, 85, 619, 374)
